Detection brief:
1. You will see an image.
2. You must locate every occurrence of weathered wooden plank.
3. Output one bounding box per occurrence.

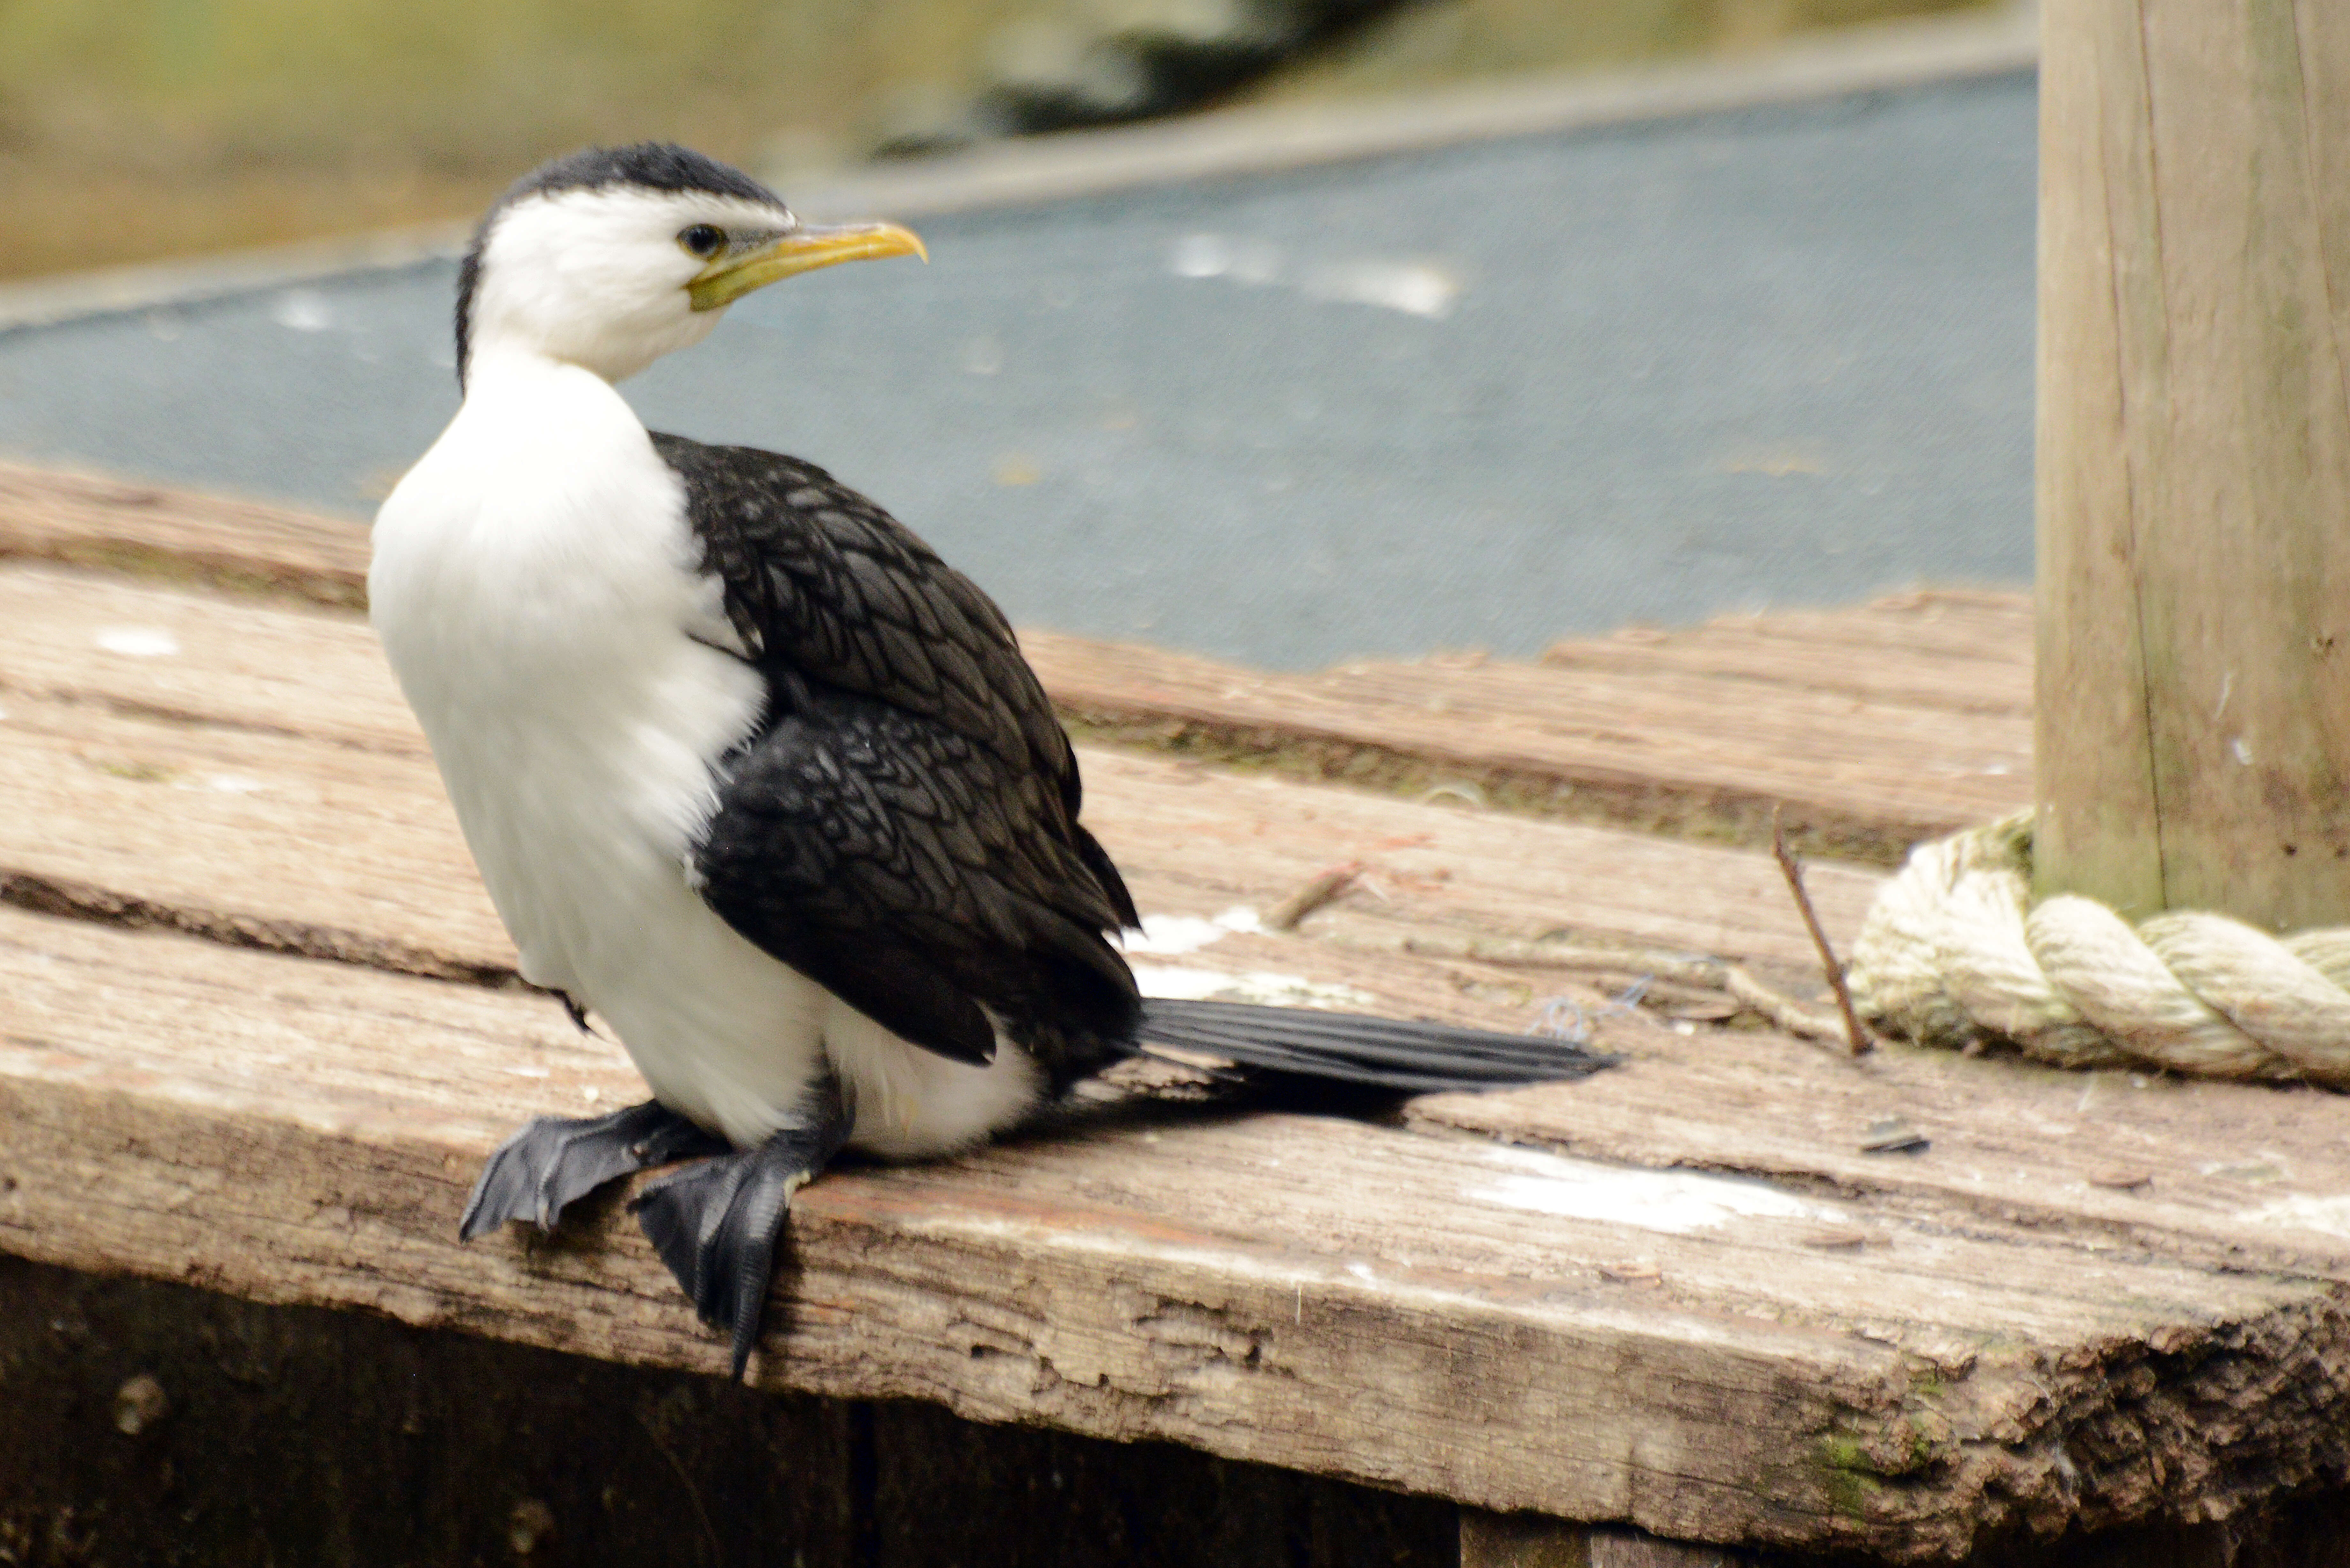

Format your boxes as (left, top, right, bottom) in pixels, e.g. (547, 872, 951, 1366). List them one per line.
(0, 563, 1884, 993)
(0, 676, 1862, 1055)
(8, 903, 2350, 1563)
(24, 566, 2350, 1339)
(0, 1243, 1465, 1568)
(18, 486, 2350, 1557)
(0, 560, 423, 754)
(34, 557, 2350, 1283)
(1595, 590, 2034, 665)
(1030, 631, 2031, 863)
(0, 690, 517, 979)
(0, 908, 1891, 1551)
(0, 474, 2033, 862)
(0, 682, 1794, 1032)
(0, 460, 370, 606)
(1540, 591, 2032, 718)
(1410, 1021, 2350, 1291)
(9, 902, 2303, 1363)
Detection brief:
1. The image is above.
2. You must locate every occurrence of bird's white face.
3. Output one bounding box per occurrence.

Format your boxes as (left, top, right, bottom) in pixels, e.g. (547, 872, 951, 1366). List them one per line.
(467, 186, 923, 384)
(469, 187, 782, 383)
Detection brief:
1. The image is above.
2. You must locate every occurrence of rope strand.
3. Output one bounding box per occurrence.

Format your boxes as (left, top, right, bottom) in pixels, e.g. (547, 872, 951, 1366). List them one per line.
(1848, 815, 2350, 1082)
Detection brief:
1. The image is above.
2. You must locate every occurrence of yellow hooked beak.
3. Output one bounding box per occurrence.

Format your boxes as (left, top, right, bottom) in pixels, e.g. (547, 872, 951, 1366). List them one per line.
(688, 222, 927, 311)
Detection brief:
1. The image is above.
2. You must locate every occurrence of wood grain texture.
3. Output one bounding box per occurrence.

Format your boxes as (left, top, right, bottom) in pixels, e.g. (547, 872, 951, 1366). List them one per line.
(2036, 0, 2350, 927)
(0, 560, 423, 753)
(1032, 631, 2029, 865)
(0, 468, 2031, 863)
(0, 908, 1892, 1554)
(2033, 0, 2161, 922)
(1414, 1017, 2350, 1295)
(0, 461, 371, 607)
(13, 497, 2350, 1557)
(12, 904, 2350, 1564)
(0, 562, 1883, 998)
(1542, 591, 2033, 719)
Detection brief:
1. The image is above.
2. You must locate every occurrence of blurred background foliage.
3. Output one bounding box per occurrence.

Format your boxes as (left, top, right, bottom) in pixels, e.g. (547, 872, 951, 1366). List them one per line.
(0, 0, 1994, 281)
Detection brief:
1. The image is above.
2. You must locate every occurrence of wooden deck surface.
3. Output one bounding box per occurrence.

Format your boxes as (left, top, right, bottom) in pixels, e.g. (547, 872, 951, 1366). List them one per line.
(0, 461, 2032, 862)
(7, 465, 2350, 1564)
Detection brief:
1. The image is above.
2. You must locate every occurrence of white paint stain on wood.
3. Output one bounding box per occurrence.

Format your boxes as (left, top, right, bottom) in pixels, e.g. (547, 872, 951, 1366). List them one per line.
(1466, 1144, 1843, 1233)
(1128, 961, 1375, 1009)
(2243, 1193, 2350, 1238)
(1120, 907, 1263, 955)
(94, 626, 179, 658)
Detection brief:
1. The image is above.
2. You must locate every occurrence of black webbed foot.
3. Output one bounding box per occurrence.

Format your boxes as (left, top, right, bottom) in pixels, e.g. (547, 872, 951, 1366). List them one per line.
(631, 1084, 851, 1379)
(459, 1099, 728, 1241)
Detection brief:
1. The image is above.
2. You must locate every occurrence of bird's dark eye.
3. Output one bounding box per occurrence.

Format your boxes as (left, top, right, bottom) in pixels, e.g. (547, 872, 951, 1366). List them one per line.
(679, 224, 726, 260)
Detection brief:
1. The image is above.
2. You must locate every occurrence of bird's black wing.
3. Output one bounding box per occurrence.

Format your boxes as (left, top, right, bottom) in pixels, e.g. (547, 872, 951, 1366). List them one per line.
(655, 433, 1141, 1080)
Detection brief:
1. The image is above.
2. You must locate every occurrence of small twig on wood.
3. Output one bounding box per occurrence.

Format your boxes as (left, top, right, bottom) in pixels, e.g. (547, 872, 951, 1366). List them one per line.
(1368, 932, 1849, 1044)
(1393, 931, 1723, 987)
(1771, 805, 1872, 1057)
(1720, 966, 1847, 1046)
(1266, 862, 1363, 930)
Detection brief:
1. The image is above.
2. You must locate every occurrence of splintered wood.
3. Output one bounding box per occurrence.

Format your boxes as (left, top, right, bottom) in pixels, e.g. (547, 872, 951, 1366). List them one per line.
(6, 470, 2350, 1566)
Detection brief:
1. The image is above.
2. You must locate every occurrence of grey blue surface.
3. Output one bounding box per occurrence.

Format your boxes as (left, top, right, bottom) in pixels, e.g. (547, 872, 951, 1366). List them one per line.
(0, 73, 2036, 669)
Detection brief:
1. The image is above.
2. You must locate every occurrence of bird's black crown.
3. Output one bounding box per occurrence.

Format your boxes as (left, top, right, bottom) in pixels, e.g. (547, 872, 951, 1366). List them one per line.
(501, 143, 784, 210)
(453, 143, 786, 387)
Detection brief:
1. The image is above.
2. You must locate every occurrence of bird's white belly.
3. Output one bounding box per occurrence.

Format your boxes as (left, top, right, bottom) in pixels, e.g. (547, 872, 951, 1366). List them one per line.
(435, 700, 830, 1146)
(368, 354, 1042, 1152)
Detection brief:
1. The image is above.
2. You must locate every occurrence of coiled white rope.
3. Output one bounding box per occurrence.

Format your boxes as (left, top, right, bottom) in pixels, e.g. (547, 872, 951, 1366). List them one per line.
(1846, 814, 2350, 1082)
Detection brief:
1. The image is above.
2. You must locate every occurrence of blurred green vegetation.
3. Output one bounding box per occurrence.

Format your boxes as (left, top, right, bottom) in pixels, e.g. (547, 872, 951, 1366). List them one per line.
(0, 0, 1994, 281)
(0, 0, 1032, 276)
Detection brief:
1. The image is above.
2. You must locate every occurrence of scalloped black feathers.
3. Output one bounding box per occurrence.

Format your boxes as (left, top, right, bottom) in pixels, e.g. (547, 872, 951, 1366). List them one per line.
(650, 432, 1614, 1101)
(657, 434, 1145, 1084)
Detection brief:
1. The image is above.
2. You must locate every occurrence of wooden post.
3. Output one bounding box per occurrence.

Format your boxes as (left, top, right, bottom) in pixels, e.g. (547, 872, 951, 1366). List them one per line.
(2035, 0, 2350, 930)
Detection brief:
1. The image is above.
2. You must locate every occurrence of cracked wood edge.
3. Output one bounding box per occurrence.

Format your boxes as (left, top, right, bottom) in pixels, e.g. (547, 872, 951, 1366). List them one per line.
(12, 905, 2350, 1563)
(0, 908, 1888, 1557)
(0, 1061, 1898, 1551)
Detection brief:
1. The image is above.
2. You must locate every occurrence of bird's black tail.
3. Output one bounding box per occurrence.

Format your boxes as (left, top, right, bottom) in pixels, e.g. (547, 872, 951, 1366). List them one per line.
(1134, 998, 1614, 1095)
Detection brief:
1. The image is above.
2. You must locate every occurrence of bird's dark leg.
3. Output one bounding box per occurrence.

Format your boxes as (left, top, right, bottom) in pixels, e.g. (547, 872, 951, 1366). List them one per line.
(459, 1099, 728, 1241)
(551, 988, 595, 1036)
(630, 1078, 851, 1380)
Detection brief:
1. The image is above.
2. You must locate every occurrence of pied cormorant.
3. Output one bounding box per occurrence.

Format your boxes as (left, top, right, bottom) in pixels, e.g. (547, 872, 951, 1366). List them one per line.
(368, 143, 1608, 1376)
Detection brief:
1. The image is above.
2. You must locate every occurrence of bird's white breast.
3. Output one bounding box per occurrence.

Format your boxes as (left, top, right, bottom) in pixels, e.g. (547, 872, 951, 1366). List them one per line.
(368, 349, 1041, 1152)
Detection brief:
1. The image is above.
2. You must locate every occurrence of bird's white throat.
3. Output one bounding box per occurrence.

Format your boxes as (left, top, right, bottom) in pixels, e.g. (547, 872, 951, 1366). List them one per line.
(370, 350, 793, 1136)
